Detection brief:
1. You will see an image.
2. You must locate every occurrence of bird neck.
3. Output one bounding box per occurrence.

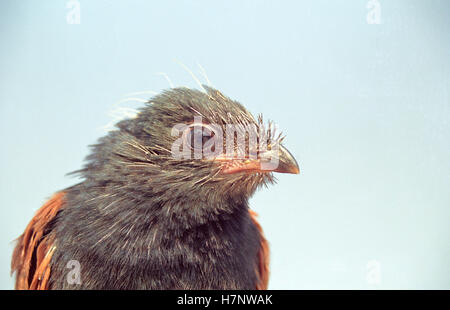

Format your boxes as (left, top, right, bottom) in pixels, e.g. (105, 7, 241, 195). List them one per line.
(66, 181, 250, 236)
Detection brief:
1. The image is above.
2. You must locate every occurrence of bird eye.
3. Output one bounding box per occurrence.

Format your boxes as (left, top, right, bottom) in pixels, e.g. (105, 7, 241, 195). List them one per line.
(185, 124, 215, 151)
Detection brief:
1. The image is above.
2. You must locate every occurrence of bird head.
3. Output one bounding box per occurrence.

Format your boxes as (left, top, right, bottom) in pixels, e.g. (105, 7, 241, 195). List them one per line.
(81, 86, 299, 207)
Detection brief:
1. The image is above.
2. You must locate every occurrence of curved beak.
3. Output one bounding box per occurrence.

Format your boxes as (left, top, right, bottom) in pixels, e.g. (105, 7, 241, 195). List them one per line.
(260, 144, 300, 174)
(274, 145, 300, 174)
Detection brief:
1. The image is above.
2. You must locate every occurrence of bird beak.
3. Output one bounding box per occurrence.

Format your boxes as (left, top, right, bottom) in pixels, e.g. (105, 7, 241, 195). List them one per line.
(259, 144, 300, 174)
(261, 145, 300, 174)
(217, 144, 300, 175)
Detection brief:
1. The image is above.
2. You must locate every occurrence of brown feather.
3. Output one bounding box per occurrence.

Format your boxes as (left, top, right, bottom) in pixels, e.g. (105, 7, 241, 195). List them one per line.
(11, 192, 65, 290)
(249, 210, 270, 289)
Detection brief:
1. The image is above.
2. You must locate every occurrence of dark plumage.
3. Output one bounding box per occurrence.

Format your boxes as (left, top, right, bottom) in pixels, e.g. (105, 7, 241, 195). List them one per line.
(11, 86, 299, 289)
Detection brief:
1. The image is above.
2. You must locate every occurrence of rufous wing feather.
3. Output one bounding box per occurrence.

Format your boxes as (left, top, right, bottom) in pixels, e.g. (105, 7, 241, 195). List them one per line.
(249, 210, 270, 290)
(11, 192, 65, 290)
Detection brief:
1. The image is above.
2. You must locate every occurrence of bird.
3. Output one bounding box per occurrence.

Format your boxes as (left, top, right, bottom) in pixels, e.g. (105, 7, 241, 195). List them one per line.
(11, 86, 299, 290)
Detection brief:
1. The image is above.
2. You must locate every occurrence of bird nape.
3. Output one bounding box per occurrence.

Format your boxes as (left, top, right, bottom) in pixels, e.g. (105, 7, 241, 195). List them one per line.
(11, 86, 299, 290)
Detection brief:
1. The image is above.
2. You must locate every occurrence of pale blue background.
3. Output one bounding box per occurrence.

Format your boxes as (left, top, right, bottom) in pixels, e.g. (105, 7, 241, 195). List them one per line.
(1, 0, 449, 289)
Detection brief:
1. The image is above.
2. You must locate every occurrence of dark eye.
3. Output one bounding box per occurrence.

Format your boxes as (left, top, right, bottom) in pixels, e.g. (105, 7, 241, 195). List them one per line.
(185, 124, 215, 150)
